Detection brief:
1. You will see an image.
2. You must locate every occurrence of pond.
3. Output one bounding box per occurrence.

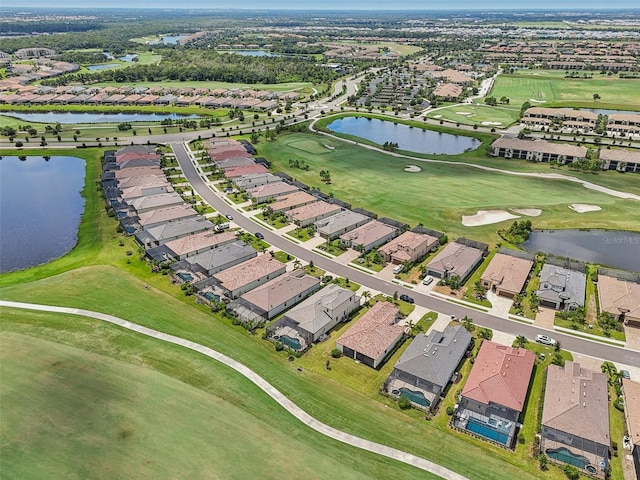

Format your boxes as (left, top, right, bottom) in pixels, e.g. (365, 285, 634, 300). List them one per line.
(224, 50, 282, 57)
(326, 116, 481, 155)
(159, 35, 188, 45)
(0, 156, 85, 273)
(3, 112, 199, 124)
(584, 108, 640, 116)
(118, 54, 138, 62)
(522, 229, 640, 271)
(86, 63, 120, 71)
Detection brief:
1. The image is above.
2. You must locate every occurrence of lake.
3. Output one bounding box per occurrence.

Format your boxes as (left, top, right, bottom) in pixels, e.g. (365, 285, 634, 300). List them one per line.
(3, 112, 199, 124)
(0, 156, 86, 273)
(522, 229, 640, 271)
(159, 35, 188, 45)
(584, 108, 640, 116)
(326, 117, 481, 155)
(86, 63, 120, 71)
(118, 54, 138, 62)
(223, 50, 282, 57)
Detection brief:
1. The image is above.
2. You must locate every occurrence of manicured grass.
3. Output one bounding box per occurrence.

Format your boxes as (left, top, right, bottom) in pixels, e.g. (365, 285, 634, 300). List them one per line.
(554, 315, 626, 342)
(260, 132, 640, 245)
(289, 226, 315, 242)
(318, 239, 348, 256)
(237, 232, 270, 251)
(490, 70, 640, 110)
(1, 330, 421, 480)
(255, 213, 289, 229)
(331, 277, 361, 292)
(304, 264, 326, 278)
(338, 41, 423, 57)
(272, 250, 293, 263)
(0, 103, 227, 118)
(461, 250, 496, 308)
(427, 104, 520, 127)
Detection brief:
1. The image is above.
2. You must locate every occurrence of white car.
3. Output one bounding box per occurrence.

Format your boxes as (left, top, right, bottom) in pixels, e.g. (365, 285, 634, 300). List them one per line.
(422, 276, 434, 285)
(535, 334, 557, 346)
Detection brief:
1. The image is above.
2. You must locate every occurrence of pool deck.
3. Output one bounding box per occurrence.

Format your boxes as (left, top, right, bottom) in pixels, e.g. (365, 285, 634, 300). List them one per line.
(454, 408, 516, 448)
(541, 438, 607, 478)
(386, 378, 436, 409)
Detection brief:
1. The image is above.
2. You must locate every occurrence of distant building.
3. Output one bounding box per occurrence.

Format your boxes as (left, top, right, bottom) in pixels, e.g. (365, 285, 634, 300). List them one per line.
(490, 138, 587, 164)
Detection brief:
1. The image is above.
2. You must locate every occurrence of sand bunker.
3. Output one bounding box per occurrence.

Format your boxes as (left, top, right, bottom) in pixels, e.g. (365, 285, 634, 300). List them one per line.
(482, 121, 502, 126)
(462, 210, 520, 227)
(511, 208, 542, 217)
(324, 144, 335, 150)
(529, 98, 546, 103)
(432, 114, 442, 118)
(569, 204, 602, 213)
(404, 165, 422, 172)
(455, 111, 473, 115)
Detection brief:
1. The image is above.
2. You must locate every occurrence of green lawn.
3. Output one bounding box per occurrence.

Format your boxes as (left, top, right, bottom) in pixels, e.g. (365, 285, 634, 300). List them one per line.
(490, 70, 640, 110)
(260, 132, 640, 245)
(427, 104, 520, 127)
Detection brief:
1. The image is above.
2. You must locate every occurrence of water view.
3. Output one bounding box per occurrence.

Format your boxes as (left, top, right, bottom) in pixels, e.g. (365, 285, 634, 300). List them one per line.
(86, 63, 120, 71)
(223, 50, 282, 57)
(326, 116, 481, 155)
(3, 112, 199, 124)
(0, 156, 86, 273)
(522, 229, 640, 271)
(584, 108, 640, 116)
(118, 54, 138, 62)
(158, 35, 188, 45)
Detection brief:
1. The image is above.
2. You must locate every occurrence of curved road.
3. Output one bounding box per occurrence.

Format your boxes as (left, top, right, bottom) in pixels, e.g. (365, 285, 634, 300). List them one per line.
(172, 142, 640, 368)
(0, 300, 467, 480)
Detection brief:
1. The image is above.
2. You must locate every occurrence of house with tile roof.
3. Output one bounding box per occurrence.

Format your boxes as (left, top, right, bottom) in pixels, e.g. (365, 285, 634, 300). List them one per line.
(134, 217, 215, 248)
(536, 265, 586, 311)
(426, 241, 484, 282)
(481, 252, 534, 298)
(285, 201, 342, 227)
(137, 204, 199, 229)
(599, 148, 640, 174)
(454, 341, 535, 448)
(247, 182, 299, 204)
(385, 325, 472, 410)
(146, 230, 238, 263)
(315, 210, 372, 240)
(598, 274, 640, 327)
(184, 241, 257, 276)
(228, 270, 321, 324)
(336, 301, 404, 369)
(541, 362, 610, 477)
(212, 254, 286, 299)
(490, 138, 587, 164)
(622, 379, 640, 478)
(378, 231, 439, 265)
(266, 284, 360, 351)
(270, 191, 318, 213)
(340, 220, 398, 253)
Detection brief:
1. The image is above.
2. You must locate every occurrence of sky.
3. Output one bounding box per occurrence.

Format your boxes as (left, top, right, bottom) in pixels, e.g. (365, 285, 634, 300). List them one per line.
(3, 1, 640, 10)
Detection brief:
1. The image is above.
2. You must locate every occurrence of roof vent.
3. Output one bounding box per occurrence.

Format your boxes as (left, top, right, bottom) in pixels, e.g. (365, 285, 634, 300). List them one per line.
(583, 402, 586, 407)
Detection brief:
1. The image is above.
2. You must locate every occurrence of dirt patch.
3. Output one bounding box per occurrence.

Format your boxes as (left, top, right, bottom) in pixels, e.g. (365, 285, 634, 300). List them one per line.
(569, 204, 602, 213)
(432, 283, 467, 300)
(404, 165, 422, 172)
(462, 210, 520, 227)
(511, 208, 542, 217)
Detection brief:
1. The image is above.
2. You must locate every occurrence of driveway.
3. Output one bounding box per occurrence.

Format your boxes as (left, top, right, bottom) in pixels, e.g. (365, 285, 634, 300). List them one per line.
(377, 263, 399, 281)
(486, 290, 513, 319)
(624, 325, 640, 352)
(534, 307, 556, 331)
(333, 248, 361, 266)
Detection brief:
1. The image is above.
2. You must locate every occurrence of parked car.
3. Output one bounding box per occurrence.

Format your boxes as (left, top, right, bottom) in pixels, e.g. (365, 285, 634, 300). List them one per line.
(422, 276, 434, 285)
(535, 334, 557, 346)
(621, 369, 631, 380)
(393, 264, 403, 274)
(226, 214, 233, 220)
(255, 232, 264, 240)
(399, 294, 414, 304)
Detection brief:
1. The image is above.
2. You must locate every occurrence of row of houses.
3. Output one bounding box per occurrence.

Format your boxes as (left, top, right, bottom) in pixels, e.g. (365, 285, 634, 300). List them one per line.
(522, 107, 640, 137)
(490, 138, 640, 173)
(0, 59, 78, 92)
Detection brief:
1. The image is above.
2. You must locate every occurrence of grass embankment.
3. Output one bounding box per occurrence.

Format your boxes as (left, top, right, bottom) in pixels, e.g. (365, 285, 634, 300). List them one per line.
(426, 104, 520, 127)
(490, 70, 640, 111)
(260, 131, 640, 245)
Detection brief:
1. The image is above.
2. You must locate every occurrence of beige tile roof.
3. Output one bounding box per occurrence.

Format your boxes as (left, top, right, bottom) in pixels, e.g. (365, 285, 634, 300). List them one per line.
(340, 220, 397, 247)
(114, 166, 163, 179)
(120, 183, 173, 200)
(286, 201, 342, 223)
(525, 107, 598, 121)
(224, 164, 268, 178)
(247, 182, 299, 199)
(598, 275, 640, 320)
(337, 301, 403, 361)
(163, 230, 236, 256)
(213, 254, 285, 292)
(608, 113, 640, 123)
(462, 341, 535, 412)
(239, 270, 320, 313)
(138, 204, 196, 227)
(427, 242, 484, 278)
(117, 175, 167, 189)
(433, 83, 463, 98)
(543, 362, 610, 447)
(492, 138, 587, 158)
(599, 148, 640, 164)
(481, 253, 534, 295)
(270, 191, 317, 212)
(623, 379, 640, 447)
(379, 231, 438, 260)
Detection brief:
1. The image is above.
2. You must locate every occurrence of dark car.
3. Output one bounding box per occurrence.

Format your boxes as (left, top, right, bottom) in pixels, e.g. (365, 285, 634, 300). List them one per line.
(399, 294, 414, 304)
(255, 232, 264, 240)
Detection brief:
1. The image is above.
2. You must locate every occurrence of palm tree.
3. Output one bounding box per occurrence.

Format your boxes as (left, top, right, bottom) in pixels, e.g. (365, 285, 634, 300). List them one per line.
(361, 290, 372, 306)
(514, 335, 528, 348)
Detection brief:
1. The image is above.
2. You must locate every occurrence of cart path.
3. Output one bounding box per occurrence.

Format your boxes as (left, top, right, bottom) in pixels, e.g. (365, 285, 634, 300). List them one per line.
(0, 300, 468, 480)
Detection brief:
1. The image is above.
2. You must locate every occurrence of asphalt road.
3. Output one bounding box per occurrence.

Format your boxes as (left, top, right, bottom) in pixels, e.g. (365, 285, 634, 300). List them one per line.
(171, 141, 640, 368)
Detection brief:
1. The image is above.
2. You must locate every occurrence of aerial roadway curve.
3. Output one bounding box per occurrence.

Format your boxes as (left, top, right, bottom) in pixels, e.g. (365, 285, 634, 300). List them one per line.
(0, 300, 468, 480)
(171, 142, 640, 368)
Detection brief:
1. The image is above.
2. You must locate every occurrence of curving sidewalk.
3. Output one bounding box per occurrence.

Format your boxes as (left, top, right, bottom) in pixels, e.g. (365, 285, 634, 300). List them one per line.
(309, 117, 640, 202)
(1, 300, 468, 480)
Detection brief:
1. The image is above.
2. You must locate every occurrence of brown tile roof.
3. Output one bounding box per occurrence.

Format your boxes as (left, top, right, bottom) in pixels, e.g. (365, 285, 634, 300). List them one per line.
(224, 164, 268, 178)
(481, 253, 534, 295)
(247, 182, 299, 199)
(543, 362, 610, 446)
(623, 379, 640, 447)
(213, 254, 285, 292)
(427, 242, 483, 278)
(239, 270, 320, 312)
(462, 341, 535, 412)
(114, 166, 163, 179)
(492, 138, 587, 158)
(608, 113, 640, 123)
(598, 274, 640, 320)
(163, 230, 236, 256)
(270, 191, 317, 212)
(337, 301, 403, 361)
(286, 201, 342, 223)
(599, 148, 640, 164)
(378, 231, 438, 261)
(433, 83, 463, 98)
(340, 220, 397, 247)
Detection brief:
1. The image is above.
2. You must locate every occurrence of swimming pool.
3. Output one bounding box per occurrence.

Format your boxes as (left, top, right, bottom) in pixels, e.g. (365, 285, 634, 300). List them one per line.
(203, 292, 220, 302)
(546, 447, 591, 469)
(398, 388, 431, 407)
(465, 418, 509, 445)
(177, 272, 193, 282)
(278, 335, 302, 350)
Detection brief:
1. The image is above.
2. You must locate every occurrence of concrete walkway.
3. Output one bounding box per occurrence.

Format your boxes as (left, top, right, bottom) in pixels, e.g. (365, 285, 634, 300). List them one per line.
(1, 300, 468, 480)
